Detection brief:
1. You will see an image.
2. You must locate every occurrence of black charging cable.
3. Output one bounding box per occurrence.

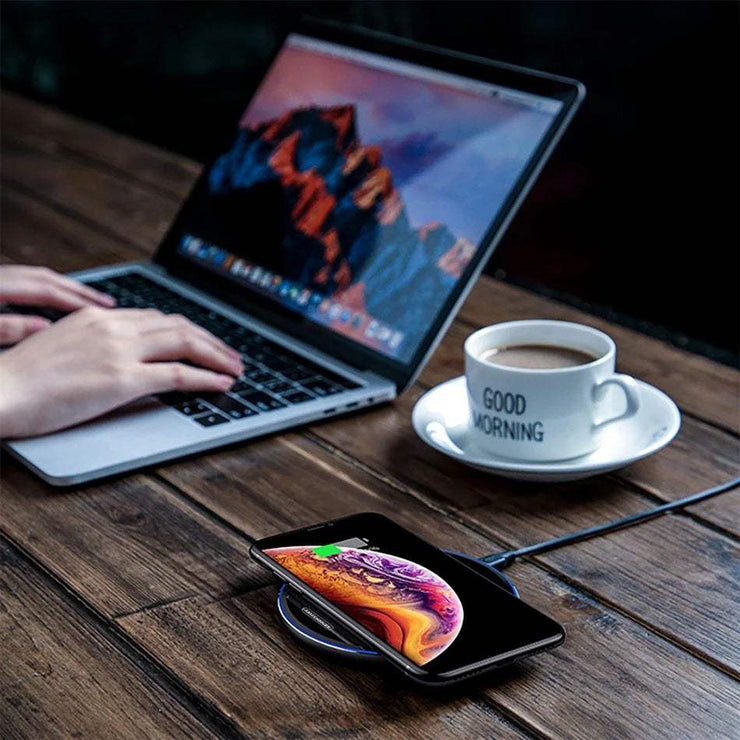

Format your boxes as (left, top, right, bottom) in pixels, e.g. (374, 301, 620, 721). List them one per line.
(482, 476, 740, 569)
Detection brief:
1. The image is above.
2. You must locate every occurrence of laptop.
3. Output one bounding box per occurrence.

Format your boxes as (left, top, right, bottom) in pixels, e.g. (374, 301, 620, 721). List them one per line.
(5, 20, 584, 485)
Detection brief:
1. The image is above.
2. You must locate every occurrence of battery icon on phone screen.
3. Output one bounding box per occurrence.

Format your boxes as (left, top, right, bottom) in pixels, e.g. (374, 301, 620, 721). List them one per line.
(312, 544, 342, 558)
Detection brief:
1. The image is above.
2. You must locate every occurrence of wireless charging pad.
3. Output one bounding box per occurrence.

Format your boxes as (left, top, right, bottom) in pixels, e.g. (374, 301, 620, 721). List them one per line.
(276, 550, 519, 662)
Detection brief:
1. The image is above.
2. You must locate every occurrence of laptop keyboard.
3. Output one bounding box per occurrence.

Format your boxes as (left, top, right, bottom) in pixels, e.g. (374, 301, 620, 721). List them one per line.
(76, 272, 362, 427)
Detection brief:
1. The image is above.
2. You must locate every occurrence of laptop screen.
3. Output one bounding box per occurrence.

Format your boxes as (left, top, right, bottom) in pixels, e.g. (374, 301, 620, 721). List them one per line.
(175, 33, 564, 363)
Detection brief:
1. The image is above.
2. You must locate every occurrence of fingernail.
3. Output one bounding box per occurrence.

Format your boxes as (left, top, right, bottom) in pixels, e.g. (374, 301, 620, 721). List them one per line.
(218, 374, 234, 389)
(29, 317, 51, 329)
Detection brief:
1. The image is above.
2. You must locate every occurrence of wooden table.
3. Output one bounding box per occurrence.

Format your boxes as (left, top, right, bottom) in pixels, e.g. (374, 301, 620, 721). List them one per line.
(1, 92, 739, 739)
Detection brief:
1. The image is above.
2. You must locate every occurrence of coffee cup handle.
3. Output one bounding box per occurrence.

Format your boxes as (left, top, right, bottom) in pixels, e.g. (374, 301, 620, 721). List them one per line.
(591, 374, 641, 430)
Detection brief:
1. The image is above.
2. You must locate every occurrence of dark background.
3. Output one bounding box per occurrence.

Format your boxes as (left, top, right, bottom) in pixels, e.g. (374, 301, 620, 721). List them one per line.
(2, 1, 738, 364)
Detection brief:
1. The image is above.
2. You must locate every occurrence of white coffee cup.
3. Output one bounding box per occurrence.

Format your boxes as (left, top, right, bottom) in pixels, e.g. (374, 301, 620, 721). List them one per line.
(464, 320, 641, 461)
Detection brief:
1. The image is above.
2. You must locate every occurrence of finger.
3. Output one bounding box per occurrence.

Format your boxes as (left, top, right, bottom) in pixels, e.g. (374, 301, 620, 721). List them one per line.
(47, 274, 116, 307)
(139, 314, 241, 359)
(0, 315, 51, 346)
(91, 308, 188, 326)
(141, 363, 236, 395)
(89, 309, 239, 362)
(73, 307, 162, 326)
(138, 328, 243, 376)
(3, 282, 111, 312)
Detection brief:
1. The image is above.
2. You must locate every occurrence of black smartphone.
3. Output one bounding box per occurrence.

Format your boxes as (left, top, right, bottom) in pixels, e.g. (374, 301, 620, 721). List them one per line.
(250, 513, 565, 684)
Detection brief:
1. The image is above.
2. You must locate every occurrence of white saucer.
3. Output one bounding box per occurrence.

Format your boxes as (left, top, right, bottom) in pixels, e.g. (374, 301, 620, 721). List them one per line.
(411, 376, 681, 482)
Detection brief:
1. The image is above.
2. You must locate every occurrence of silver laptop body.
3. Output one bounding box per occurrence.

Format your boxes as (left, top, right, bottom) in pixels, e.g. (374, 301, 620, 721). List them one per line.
(5, 260, 394, 485)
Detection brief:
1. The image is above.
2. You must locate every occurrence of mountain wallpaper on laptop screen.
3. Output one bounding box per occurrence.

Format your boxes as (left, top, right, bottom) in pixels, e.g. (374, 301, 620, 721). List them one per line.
(208, 104, 475, 347)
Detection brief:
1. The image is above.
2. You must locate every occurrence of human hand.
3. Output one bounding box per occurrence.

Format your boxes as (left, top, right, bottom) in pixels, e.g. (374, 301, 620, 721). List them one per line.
(0, 307, 244, 438)
(0, 265, 115, 346)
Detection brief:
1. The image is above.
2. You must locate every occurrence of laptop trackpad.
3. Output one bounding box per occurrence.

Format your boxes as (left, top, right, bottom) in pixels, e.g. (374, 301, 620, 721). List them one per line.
(5, 398, 207, 482)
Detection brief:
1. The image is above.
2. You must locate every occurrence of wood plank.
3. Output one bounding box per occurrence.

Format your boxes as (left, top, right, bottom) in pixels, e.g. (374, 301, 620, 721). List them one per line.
(1, 186, 145, 270)
(154, 432, 507, 558)
(157, 434, 740, 673)
(458, 277, 740, 433)
(0, 458, 268, 618)
(311, 391, 495, 511)
(0, 136, 177, 254)
(118, 567, 740, 740)
(0, 539, 212, 739)
(691, 483, 740, 538)
(618, 415, 740, 536)
(1, 91, 201, 199)
(488, 561, 740, 739)
(118, 586, 528, 740)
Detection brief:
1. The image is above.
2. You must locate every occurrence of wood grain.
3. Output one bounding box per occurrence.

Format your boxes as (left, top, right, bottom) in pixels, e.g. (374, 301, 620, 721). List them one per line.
(0, 136, 177, 254)
(617, 416, 740, 535)
(155, 432, 508, 557)
(0, 539, 212, 739)
(0, 186, 148, 270)
(1, 91, 201, 199)
(119, 586, 529, 739)
(487, 561, 740, 739)
(118, 568, 740, 740)
(0, 460, 268, 618)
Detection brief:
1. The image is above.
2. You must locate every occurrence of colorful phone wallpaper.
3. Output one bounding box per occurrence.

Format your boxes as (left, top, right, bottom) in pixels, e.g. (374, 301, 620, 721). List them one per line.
(197, 36, 557, 361)
(265, 545, 464, 665)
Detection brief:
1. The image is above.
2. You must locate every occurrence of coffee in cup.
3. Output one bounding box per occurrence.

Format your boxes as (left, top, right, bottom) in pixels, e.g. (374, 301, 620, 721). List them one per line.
(464, 320, 641, 462)
(479, 344, 598, 370)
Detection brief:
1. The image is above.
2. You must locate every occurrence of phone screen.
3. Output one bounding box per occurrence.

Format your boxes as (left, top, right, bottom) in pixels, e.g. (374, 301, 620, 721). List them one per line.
(253, 513, 564, 677)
